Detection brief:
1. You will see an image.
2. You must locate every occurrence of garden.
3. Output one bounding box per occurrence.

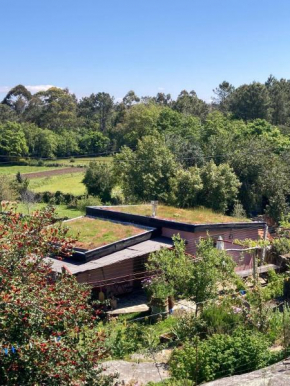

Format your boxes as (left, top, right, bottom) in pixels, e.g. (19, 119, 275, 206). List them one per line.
(95, 235, 290, 385)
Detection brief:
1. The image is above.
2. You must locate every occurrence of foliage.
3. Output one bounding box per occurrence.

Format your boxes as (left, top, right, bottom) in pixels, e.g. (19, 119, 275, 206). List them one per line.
(2, 80, 290, 221)
(199, 160, 241, 213)
(74, 195, 102, 213)
(272, 237, 290, 256)
(0, 176, 17, 202)
(262, 270, 285, 301)
(0, 204, 114, 385)
(169, 167, 203, 207)
(83, 162, 115, 201)
(229, 82, 271, 121)
(145, 236, 237, 313)
(169, 329, 271, 383)
(231, 200, 247, 218)
(0, 122, 28, 158)
(114, 135, 177, 202)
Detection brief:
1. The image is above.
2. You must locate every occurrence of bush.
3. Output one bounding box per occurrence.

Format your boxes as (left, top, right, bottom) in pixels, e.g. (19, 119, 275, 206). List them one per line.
(261, 270, 285, 301)
(110, 185, 125, 205)
(105, 322, 147, 358)
(272, 237, 290, 256)
(169, 329, 271, 383)
(83, 162, 115, 201)
(75, 196, 102, 213)
(199, 302, 243, 335)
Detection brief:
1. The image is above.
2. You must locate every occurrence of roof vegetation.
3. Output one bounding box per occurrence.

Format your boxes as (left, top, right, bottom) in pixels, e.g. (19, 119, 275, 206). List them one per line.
(65, 216, 146, 250)
(102, 205, 250, 224)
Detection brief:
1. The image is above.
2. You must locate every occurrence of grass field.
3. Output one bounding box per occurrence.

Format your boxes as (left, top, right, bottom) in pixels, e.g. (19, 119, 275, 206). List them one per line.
(29, 172, 86, 195)
(16, 203, 83, 218)
(0, 156, 112, 174)
(103, 204, 249, 224)
(0, 165, 53, 175)
(65, 216, 144, 249)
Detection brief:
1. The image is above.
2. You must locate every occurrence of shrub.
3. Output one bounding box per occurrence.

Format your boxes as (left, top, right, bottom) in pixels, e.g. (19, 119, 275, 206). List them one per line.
(75, 196, 102, 213)
(272, 237, 290, 256)
(105, 321, 147, 358)
(110, 185, 125, 205)
(199, 302, 243, 335)
(0, 205, 114, 385)
(83, 162, 115, 201)
(261, 270, 285, 300)
(169, 329, 271, 383)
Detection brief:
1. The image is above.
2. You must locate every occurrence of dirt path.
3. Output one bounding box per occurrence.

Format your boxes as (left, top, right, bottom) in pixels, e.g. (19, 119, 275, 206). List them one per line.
(22, 167, 84, 179)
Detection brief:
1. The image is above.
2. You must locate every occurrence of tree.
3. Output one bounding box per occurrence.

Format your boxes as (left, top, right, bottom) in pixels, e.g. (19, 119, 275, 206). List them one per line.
(229, 82, 271, 121)
(199, 161, 241, 213)
(2, 85, 32, 115)
(0, 122, 28, 159)
(34, 129, 58, 158)
(265, 75, 290, 125)
(25, 87, 78, 131)
(174, 90, 209, 121)
(0, 205, 114, 385)
(83, 162, 115, 201)
(122, 90, 140, 107)
(228, 137, 290, 220)
(78, 92, 114, 132)
(113, 103, 161, 148)
(212, 81, 235, 113)
(79, 131, 110, 155)
(0, 105, 18, 122)
(157, 108, 203, 167)
(146, 236, 237, 314)
(154, 92, 172, 106)
(169, 167, 203, 207)
(114, 135, 177, 202)
(56, 131, 79, 157)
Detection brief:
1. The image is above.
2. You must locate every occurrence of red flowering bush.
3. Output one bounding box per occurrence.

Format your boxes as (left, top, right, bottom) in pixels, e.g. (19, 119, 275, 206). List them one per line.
(0, 203, 114, 385)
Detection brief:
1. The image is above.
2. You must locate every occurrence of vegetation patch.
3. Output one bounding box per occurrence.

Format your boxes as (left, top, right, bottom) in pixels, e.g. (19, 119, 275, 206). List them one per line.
(16, 203, 84, 218)
(65, 216, 146, 250)
(30, 172, 86, 195)
(104, 205, 249, 224)
(0, 165, 53, 175)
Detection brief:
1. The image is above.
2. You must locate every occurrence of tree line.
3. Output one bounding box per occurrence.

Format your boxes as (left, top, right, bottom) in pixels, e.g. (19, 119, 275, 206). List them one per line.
(1, 78, 290, 221)
(1, 76, 290, 158)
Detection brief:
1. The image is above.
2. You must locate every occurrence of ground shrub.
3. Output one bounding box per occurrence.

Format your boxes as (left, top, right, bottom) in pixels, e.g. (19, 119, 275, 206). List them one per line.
(74, 196, 102, 212)
(199, 302, 244, 335)
(272, 237, 290, 256)
(169, 329, 271, 383)
(261, 270, 285, 300)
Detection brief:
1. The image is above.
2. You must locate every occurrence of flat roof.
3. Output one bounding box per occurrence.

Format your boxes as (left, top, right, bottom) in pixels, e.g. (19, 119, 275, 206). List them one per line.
(86, 206, 265, 233)
(64, 216, 151, 250)
(47, 237, 173, 275)
(97, 205, 250, 224)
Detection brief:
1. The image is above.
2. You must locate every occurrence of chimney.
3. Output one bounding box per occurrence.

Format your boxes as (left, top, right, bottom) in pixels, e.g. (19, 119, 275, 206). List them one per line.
(151, 201, 158, 218)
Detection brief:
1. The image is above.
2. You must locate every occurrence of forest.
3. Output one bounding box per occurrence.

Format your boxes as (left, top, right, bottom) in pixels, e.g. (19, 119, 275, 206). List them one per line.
(1, 75, 290, 222)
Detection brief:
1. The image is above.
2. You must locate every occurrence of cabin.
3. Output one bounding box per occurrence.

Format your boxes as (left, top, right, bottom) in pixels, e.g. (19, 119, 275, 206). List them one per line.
(48, 204, 267, 296)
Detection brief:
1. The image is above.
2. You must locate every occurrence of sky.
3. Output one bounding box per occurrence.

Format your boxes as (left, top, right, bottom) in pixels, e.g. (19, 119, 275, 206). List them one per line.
(1, 0, 290, 102)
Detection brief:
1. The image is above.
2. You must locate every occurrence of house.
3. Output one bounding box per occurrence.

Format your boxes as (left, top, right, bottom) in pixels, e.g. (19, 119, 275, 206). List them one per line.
(48, 204, 267, 296)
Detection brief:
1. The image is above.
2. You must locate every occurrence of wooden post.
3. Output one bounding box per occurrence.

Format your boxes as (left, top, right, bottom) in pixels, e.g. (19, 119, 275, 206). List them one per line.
(261, 224, 268, 265)
(253, 249, 258, 285)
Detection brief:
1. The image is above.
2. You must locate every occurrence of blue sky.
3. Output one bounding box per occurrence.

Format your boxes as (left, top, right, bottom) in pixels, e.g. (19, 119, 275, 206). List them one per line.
(1, 0, 290, 101)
